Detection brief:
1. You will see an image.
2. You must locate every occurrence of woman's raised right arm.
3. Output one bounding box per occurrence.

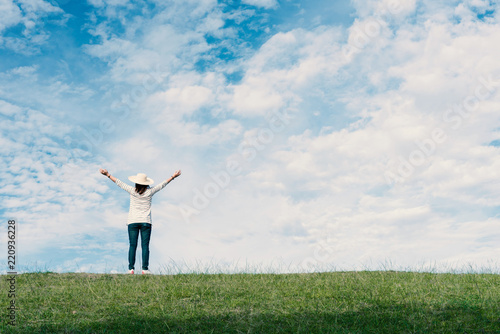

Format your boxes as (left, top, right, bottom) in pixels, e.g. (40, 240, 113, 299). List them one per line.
(100, 168, 117, 183)
(150, 170, 181, 195)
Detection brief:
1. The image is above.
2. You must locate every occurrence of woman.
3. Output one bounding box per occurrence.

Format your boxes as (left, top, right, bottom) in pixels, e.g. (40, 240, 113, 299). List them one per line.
(99, 168, 181, 274)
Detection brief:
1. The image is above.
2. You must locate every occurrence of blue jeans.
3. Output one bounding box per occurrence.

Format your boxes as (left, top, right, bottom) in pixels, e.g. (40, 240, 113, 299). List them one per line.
(128, 223, 152, 270)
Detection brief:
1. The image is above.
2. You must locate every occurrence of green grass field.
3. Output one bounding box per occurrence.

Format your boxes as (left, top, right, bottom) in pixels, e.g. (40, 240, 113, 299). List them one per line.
(1, 271, 500, 333)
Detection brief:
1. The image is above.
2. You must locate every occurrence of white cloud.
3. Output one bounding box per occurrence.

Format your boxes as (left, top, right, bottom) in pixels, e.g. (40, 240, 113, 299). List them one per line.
(87, 0, 130, 7)
(0, 0, 65, 54)
(0, 99, 22, 116)
(82, 0, 226, 85)
(163, 85, 214, 115)
(17, 0, 62, 15)
(108, 137, 165, 173)
(85, 30, 206, 85)
(229, 27, 344, 117)
(241, 0, 278, 10)
(0, 0, 23, 33)
(167, 118, 243, 146)
(0, 100, 126, 269)
(9, 65, 38, 76)
(231, 78, 285, 116)
(351, 0, 417, 19)
(136, 71, 243, 146)
(84, 37, 136, 60)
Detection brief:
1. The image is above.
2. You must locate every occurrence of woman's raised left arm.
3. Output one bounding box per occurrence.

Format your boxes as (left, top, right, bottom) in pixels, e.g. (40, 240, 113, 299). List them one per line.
(99, 168, 117, 183)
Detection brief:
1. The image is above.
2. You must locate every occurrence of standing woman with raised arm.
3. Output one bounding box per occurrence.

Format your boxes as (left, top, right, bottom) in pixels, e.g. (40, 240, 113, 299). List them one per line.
(99, 168, 181, 274)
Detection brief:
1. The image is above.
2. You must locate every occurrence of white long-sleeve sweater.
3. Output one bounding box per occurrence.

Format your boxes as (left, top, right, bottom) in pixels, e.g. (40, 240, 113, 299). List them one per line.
(115, 178, 171, 225)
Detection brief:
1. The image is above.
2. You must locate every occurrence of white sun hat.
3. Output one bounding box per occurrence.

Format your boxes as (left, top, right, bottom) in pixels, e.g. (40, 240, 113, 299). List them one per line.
(128, 173, 154, 185)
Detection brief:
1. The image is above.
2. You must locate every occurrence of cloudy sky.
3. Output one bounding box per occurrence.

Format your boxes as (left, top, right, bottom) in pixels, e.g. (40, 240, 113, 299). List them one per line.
(1, 0, 500, 274)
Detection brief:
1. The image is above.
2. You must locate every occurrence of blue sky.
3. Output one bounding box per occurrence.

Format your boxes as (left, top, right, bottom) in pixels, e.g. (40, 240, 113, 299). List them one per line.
(1, 0, 500, 274)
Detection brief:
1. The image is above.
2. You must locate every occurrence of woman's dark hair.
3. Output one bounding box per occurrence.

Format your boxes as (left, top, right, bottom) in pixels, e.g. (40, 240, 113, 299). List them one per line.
(135, 183, 148, 195)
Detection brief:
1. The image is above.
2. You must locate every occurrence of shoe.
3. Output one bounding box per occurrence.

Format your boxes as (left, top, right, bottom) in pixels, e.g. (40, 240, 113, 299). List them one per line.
(128, 269, 134, 274)
(142, 270, 152, 275)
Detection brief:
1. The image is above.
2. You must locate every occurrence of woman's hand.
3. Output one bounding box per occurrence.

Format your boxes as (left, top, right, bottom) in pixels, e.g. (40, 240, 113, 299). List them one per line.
(172, 170, 181, 178)
(100, 168, 117, 183)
